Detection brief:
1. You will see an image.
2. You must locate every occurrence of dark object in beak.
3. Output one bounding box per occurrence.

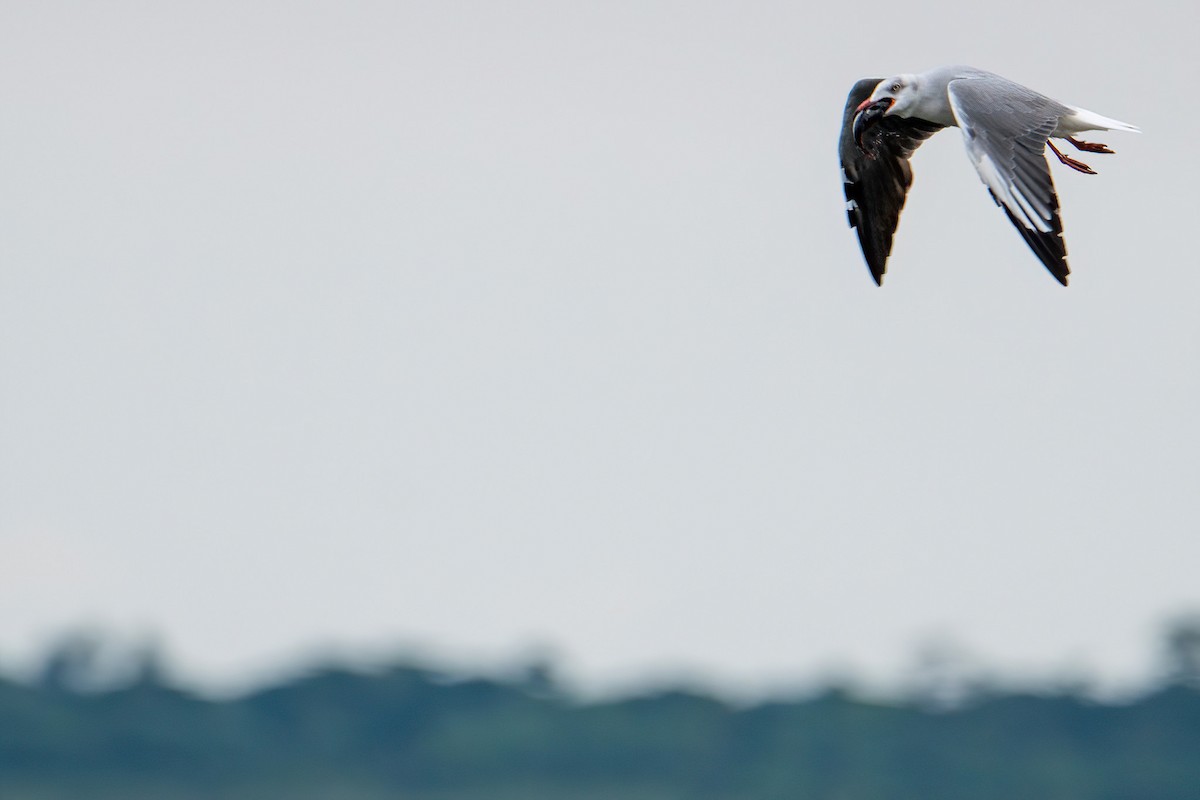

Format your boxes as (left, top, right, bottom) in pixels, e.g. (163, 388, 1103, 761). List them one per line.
(852, 98, 894, 152)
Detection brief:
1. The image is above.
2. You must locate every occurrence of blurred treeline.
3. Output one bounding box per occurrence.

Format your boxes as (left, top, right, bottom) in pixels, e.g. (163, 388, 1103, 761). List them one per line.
(2, 618, 1199, 800)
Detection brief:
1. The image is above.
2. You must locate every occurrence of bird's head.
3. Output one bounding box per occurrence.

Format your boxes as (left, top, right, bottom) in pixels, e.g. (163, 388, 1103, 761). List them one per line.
(853, 74, 918, 150)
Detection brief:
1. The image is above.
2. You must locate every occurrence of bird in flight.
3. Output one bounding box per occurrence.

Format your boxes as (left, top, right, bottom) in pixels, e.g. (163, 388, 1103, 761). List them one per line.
(839, 66, 1138, 285)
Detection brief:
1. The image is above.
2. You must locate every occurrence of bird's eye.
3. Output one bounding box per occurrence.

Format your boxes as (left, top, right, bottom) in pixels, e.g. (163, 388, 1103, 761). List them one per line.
(890, 82, 902, 93)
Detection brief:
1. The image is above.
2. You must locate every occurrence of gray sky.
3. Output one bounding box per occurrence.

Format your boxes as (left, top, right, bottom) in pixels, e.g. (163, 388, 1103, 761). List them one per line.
(2, 0, 1197, 695)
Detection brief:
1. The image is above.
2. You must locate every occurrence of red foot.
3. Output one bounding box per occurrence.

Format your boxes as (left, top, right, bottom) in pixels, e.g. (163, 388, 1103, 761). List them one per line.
(1048, 140, 1097, 174)
(1067, 136, 1115, 154)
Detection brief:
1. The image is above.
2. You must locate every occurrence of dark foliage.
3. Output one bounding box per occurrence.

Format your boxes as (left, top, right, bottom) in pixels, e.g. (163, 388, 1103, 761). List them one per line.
(3, 625, 1200, 800)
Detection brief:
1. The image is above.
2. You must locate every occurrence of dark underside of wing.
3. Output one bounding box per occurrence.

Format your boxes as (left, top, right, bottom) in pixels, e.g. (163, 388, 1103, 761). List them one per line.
(839, 79, 945, 285)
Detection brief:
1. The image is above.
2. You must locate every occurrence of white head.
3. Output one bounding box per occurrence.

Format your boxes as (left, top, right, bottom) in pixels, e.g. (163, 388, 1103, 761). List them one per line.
(851, 73, 922, 150)
(867, 74, 921, 118)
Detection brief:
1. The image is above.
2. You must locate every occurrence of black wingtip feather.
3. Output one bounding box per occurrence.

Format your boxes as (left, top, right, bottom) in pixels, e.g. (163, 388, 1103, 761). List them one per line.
(996, 205, 1070, 285)
(986, 183, 1070, 286)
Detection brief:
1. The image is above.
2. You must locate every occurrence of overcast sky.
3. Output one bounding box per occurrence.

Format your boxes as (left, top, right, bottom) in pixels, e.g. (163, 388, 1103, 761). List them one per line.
(1, 0, 1197, 696)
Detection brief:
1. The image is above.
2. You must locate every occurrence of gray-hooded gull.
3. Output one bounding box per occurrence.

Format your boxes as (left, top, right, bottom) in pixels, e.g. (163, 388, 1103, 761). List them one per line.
(839, 65, 1138, 285)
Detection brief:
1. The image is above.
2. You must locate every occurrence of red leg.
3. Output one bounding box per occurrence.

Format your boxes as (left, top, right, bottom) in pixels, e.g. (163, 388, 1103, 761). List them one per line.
(1047, 140, 1097, 174)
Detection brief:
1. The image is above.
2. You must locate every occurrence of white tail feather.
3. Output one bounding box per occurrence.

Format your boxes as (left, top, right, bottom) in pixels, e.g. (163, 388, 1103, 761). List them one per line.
(1065, 106, 1141, 134)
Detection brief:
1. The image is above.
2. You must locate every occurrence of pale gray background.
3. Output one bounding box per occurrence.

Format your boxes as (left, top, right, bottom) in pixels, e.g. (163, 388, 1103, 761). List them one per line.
(1, 1, 1196, 694)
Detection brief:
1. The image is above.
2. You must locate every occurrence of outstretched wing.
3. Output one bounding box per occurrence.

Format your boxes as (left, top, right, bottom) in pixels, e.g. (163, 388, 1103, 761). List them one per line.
(946, 77, 1070, 285)
(839, 78, 945, 285)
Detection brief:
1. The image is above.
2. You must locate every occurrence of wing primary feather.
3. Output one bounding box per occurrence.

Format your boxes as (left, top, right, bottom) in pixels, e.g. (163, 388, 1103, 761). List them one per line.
(947, 78, 1071, 284)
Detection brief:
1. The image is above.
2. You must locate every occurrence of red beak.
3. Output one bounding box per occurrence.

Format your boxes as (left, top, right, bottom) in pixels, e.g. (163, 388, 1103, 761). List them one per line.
(852, 98, 894, 152)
